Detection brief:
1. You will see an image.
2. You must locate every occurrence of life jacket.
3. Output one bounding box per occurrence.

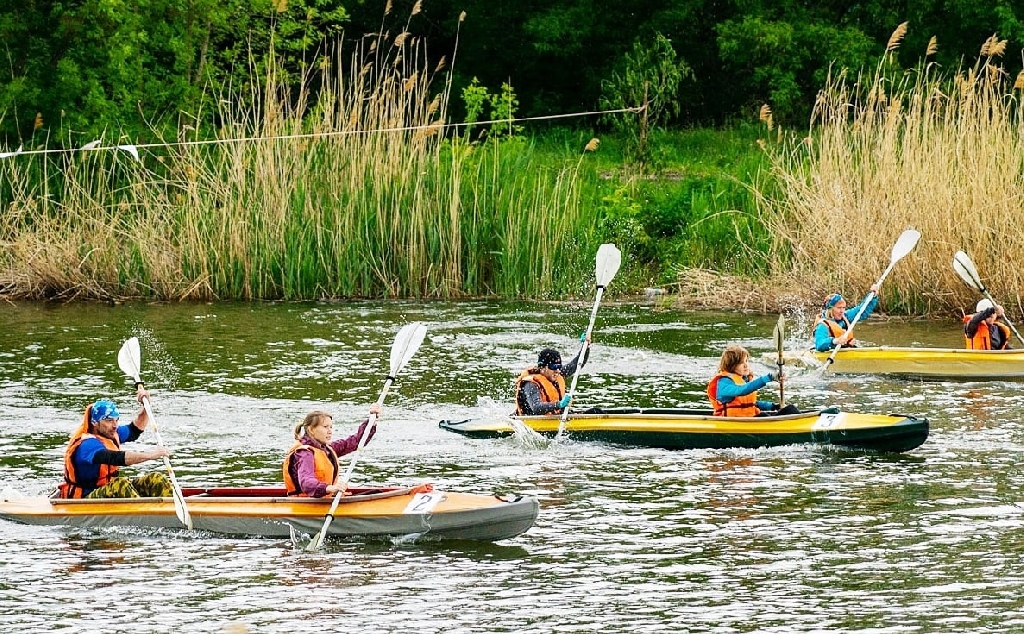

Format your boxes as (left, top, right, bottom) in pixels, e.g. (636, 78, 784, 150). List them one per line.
(58, 409, 120, 499)
(707, 372, 761, 417)
(814, 314, 855, 348)
(283, 441, 340, 497)
(963, 315, 1010, 350)
(514, 369, 566, 415)
(994, 322, 1013, 350)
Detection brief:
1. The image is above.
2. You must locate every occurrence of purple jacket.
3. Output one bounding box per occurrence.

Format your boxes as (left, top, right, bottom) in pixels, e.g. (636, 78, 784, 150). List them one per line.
(291, 419, 376, 497)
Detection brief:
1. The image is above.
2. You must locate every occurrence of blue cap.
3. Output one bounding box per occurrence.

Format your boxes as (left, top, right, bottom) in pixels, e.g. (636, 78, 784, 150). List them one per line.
(90, 399, 120, 423)
(823, 293, 844, 309)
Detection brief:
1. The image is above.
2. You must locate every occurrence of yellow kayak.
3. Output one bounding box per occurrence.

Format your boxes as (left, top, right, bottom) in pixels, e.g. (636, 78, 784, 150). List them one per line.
(440, 407, 928, 452)
(784, 346, 1024, 379)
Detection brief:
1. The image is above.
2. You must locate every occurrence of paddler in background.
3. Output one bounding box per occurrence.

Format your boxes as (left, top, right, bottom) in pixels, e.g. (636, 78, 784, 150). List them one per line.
(813, 283, 881, 351)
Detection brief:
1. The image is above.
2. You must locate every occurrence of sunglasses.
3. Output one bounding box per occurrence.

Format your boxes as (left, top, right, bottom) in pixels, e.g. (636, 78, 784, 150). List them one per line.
(546, 363, 562, 371)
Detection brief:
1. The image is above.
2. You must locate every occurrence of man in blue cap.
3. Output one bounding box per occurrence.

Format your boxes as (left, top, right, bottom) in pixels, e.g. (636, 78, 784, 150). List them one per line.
(813, 283, 881, 352)
(58, 386, 173, 499)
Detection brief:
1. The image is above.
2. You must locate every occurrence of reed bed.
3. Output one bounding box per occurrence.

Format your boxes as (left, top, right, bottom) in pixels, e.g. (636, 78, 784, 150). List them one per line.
(760, 28, 1024, 317)
(0, 17, 597, 301)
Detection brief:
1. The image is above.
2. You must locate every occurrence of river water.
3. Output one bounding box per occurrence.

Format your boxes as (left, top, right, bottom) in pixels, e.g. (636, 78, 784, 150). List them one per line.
(1, 300, 1023, 633)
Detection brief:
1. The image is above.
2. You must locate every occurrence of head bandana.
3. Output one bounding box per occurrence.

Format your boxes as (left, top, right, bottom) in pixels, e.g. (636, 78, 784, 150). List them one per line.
(823, 293, 844, 310)
(90, 399, 121, 424)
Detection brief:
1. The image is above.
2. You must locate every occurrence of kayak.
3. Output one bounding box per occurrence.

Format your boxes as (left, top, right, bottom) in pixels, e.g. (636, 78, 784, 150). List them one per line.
(439, 408, 928, 452)
(0, 485, 539, 542)
(783, 347, 1024, 379)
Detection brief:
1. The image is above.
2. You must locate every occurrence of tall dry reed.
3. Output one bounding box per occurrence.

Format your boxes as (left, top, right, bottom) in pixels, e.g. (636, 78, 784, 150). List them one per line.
(760, 26, 1024, 316)
(0, 11, 598, 301)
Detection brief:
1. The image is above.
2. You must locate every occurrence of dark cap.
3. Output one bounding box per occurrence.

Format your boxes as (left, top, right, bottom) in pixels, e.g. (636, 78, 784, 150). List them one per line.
(537, 348, 562, 368)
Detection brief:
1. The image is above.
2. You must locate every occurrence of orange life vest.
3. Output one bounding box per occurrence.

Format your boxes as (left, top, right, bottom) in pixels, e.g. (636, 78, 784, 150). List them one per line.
(707, 372, 761, 417)
(514, 369, 566, 415)
(963, 315, 1011, 350)
(283, 442, 340, 497)
(58, 409, 120, 499)
(814, 315, 855, 347)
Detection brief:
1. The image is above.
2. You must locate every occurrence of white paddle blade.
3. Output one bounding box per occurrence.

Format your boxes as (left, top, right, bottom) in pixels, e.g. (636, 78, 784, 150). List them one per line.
(953, 250, 983, 290)
(596, 243, 622, 287)
(117, 337, 142, 381)
(890, 229, 921, 264)
(389, 322, 427, 377)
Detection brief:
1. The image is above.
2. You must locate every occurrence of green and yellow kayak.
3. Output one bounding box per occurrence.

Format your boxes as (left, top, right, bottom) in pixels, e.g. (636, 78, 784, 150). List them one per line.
(439, 407, 928, 453)
(784, 346, 1024, 379)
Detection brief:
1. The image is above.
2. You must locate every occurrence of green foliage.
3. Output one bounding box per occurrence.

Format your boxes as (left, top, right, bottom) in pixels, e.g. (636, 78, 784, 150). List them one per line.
(595, 126, 772, 281)
(489, 83, 524, 138)
(460, 78, 524, 140)
(461, 77, 489, 140)
(599, 33, 693, 166)
(717, 15, 877, 122)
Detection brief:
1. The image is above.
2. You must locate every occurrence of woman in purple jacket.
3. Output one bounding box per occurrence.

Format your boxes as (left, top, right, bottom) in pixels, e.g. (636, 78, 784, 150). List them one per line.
(282, 404, 382, 497)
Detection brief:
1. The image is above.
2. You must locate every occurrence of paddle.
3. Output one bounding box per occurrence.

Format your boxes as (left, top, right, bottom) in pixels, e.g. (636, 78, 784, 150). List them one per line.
(820, 229, 921, 373)
(953, 250, 1024, 345)
(555, 243, 622, 440)
(116, 337, 193, 530)
(307, 321, 428, 551)
(773, 314, 785, 407)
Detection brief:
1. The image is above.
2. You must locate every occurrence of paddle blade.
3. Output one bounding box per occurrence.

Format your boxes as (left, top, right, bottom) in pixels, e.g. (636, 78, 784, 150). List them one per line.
(389, 322, 427, 377)
(773, 314, 785, 357)
(117, 337, 142, 381)
(890, 229, 921, 265)
(953, 250, 984, 291)
(596, 243, 622, 287)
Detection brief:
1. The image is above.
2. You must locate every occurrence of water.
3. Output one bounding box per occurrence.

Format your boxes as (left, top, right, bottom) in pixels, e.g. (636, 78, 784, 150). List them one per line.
(2, 300, 1023, 633)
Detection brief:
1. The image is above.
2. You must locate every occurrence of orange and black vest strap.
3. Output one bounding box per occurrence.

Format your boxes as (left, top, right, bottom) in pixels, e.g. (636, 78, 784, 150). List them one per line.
(814, 315, 855, 347)
(994, 322, 1012, 350)
(282, 442, 340, 497)
(514, 369, 566, 415)
(59, 409, 121, 499)
(707, 372, 761, 417)
(963, 314, 992, 350)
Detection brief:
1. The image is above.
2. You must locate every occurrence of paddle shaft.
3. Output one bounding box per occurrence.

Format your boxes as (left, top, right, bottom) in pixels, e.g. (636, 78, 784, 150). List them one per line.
(776, 356, 785, 408)
(556, 284, 606, 438)
(134, 382, 192, 529)
(774, 315, 785, 408)
(310, 382, 390, 550)
(139, 395, 186, 495)
(820, 230, 920, 372)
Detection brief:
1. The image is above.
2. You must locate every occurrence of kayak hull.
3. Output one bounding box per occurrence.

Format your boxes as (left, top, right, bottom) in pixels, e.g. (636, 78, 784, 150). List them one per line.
(0, 486, 539, 542)
(786, 347, 1024, 379)
(439, 408, 928, 453)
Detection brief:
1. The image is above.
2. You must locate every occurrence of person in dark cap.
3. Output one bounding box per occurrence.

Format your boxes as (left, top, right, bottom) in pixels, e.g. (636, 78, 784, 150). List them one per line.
(514, 341, 590, 416)
(57, 386, 174, 499)
(813, 283, 880, 352)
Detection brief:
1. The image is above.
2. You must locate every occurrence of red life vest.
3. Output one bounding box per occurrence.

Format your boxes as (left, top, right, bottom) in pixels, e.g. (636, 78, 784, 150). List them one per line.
(283, 442, 340, 497)
(58, 410, 120, 499)
(515, 369, 566, 415)
(707, 372, 761, 417)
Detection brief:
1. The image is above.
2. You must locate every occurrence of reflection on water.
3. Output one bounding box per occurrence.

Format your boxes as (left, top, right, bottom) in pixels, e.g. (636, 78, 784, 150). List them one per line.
(1, 300, 1023, 633)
